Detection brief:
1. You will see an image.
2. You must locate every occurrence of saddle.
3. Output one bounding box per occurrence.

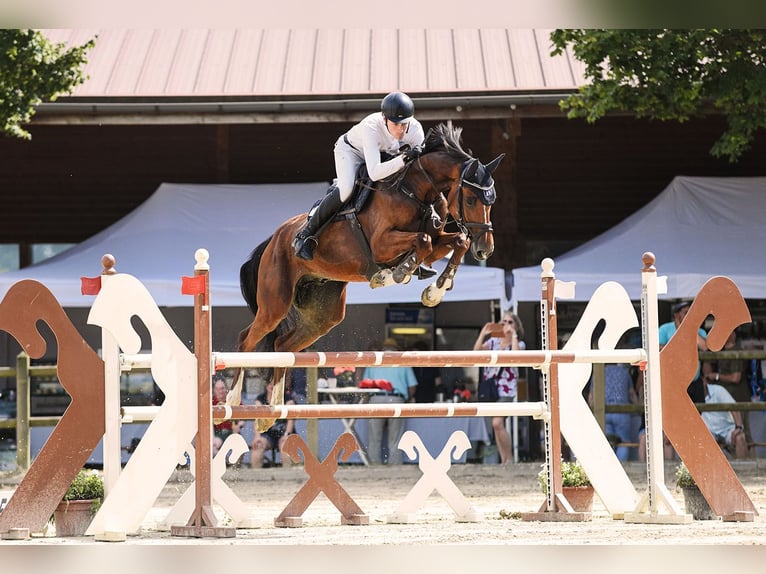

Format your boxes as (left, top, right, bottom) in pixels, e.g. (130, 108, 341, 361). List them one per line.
(310, 156, 439, 282)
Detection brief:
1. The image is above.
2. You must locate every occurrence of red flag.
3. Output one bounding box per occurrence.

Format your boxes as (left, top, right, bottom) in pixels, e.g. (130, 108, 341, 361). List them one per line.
(181, 275, 206, 295)
(80, 276, 102, 295)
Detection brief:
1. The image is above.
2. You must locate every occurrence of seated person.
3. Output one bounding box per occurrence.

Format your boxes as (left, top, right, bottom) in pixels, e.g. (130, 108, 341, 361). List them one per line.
(700, 377, 749, 459)
(212, 376, 242, 458)
(250, 379, 296, 468)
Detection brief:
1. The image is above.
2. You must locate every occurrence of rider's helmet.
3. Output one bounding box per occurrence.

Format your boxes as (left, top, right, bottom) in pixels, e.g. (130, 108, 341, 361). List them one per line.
(381, 91, 415, 124)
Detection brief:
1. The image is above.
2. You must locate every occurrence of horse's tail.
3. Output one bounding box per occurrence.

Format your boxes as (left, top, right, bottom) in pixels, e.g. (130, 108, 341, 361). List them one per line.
(240, 236, 272, 317)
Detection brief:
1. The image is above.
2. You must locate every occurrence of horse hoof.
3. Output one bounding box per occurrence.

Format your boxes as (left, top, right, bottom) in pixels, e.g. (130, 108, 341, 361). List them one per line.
(370, 269, 395, 289)
(421, 285, 441, 307)
(256, 418, 276, 433)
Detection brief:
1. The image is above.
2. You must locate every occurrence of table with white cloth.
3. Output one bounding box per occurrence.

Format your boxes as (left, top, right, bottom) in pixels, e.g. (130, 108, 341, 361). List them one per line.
(294, 410, 491, 465)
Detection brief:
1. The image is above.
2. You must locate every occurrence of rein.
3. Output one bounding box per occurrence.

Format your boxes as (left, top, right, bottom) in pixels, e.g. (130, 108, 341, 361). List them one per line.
(395, 155, 494, 240)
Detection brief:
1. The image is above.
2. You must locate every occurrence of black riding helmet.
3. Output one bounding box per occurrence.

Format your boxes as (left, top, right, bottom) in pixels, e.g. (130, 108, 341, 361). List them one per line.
(381, 91, 415, 124)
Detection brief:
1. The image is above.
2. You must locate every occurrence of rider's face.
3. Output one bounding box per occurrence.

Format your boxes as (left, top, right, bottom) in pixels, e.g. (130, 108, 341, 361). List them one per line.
(386, 119, 408, 140)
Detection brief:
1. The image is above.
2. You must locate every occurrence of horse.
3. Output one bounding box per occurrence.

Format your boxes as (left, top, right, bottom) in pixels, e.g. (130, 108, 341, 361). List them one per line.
(231, 121, 504, 431)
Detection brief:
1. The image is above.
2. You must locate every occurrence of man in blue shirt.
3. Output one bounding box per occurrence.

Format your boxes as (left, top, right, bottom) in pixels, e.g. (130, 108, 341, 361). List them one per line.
(363, 338, 418, 464)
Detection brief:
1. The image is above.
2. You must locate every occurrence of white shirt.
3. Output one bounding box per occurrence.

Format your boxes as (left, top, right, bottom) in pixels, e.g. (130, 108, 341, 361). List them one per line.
(341, 112, 425, 181)
(701, 383, 736, 439)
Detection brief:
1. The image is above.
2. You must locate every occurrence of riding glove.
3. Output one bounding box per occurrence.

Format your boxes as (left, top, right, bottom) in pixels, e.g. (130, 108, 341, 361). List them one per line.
(403, 145, 423, 162)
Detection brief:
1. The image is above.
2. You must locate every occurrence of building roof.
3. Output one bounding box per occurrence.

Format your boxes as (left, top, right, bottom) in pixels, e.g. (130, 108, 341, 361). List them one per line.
(42, 29, 586, 100)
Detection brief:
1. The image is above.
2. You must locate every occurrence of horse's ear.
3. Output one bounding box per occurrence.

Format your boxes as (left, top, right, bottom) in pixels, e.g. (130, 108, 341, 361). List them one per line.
(463, 159, 479, 180)
(485, 153, 505, 174)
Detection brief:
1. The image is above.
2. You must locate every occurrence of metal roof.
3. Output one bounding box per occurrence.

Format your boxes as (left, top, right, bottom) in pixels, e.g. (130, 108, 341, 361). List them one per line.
(42, 29, 586, 99)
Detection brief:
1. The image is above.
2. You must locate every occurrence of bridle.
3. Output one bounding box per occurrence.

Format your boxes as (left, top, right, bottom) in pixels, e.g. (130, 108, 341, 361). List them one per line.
(388, 153, 496, 240)
(453, 158, 495, 239)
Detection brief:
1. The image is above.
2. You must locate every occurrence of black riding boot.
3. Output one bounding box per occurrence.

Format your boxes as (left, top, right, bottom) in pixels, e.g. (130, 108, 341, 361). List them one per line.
(293, 186, 344, 260)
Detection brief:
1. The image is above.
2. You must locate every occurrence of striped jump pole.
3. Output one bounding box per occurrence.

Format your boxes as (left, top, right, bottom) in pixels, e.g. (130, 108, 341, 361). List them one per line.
(120, 349, 647, 371)
(212, 402, 548, 422)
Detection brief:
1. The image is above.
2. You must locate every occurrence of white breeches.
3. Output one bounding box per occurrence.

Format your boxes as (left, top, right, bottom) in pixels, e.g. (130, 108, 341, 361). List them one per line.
(333, 143, 364, 202)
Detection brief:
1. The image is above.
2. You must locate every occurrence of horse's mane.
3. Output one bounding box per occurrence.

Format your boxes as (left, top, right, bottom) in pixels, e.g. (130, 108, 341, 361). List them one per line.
(422, 121, 472, 160)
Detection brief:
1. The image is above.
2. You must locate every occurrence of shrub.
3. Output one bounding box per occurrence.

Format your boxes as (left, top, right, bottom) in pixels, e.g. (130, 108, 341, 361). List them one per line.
(63, 469, 104, 513)
(675, 463, 696, 488)
(537, 460, 591, 494)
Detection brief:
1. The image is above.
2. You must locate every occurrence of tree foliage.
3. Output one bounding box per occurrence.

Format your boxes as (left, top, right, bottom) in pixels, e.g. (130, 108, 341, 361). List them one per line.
(0, 29, 94, 139)
(551, 29, 766, 162)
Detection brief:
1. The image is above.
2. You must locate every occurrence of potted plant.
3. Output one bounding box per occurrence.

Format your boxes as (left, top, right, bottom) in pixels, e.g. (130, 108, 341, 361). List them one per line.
(537, 460, 594, 512)
(52, 469, 104, 536)
(675, 463, 715, 520)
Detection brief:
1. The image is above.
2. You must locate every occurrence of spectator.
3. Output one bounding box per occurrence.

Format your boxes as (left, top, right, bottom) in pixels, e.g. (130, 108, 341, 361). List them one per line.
(250, 379, 296, 468)
(589, 362, 639, 461)
(410, 340, 443, 403)
(212, 376, 242, 458)
(702, 330, 752, 445)
(362, 338, 418, 464)
(288, 367, 308, 404)
(473, 310, 525, 464)
(700, 376, 749, 459)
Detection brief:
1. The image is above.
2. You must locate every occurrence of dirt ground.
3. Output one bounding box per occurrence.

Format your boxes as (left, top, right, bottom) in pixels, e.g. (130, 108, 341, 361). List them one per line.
(3, 459, 766, 546)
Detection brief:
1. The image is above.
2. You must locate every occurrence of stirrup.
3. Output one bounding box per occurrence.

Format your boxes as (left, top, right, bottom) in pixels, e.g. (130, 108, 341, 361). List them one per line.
(294, 233, 318, 261)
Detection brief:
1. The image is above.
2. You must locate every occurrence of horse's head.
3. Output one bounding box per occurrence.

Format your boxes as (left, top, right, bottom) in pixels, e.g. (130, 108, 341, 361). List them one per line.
(454, 154, 504, 260)
(418, 122, 503, 261)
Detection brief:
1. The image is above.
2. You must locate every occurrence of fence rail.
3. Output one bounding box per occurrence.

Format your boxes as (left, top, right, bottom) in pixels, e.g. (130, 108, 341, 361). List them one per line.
(3, 350, 766, 470)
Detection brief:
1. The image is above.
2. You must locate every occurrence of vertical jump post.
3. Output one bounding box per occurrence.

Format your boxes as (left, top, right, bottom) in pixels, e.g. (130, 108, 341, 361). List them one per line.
(171, 249, 235, 538)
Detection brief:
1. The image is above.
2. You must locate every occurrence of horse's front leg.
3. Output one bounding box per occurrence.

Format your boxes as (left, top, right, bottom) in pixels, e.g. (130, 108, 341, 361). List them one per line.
(368, 230, 434, 288)
(421, 231, 470, 307)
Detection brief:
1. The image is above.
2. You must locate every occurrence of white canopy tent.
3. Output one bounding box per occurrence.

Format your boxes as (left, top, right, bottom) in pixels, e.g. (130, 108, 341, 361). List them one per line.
(0, 183, 509, 309)
(511, 176, 766, 302)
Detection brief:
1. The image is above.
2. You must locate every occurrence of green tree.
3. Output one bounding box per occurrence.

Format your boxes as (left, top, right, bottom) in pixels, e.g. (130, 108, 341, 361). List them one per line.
(551, 29, 766, 162)
(0, 29, 94, 139)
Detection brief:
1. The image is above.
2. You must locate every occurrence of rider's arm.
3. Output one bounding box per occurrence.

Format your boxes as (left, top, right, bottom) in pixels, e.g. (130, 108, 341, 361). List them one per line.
(362, 133, 406, 181)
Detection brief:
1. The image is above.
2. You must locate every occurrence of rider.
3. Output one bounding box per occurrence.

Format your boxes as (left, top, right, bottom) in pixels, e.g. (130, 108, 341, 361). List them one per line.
(293, 91, 429, 266)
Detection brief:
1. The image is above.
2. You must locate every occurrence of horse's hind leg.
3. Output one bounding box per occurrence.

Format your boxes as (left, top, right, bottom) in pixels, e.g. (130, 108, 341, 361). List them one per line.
(228, 288, 294, 408)
(260, 282, 348, 432)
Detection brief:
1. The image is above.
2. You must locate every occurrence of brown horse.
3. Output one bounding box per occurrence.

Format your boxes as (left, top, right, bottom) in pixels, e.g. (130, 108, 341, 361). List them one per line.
(232, 122, 503, 430)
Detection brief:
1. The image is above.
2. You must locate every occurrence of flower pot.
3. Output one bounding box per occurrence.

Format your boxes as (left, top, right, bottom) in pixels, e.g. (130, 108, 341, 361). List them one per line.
(562, 486, 595, 512)
(682, 486, 716, 520)
(53, 499, 96, 536)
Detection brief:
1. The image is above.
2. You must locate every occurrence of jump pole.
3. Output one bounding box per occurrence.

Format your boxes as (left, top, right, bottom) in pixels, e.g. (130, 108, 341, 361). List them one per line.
(99, 255, 121, 497)
(213, 402, 548, 421)
(208, 349, 645, 369)
(624, 253, 691, 523)
(171, 249, 235, 538)
(96, 254, 129, 543)
(521, 258, 589, 521)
